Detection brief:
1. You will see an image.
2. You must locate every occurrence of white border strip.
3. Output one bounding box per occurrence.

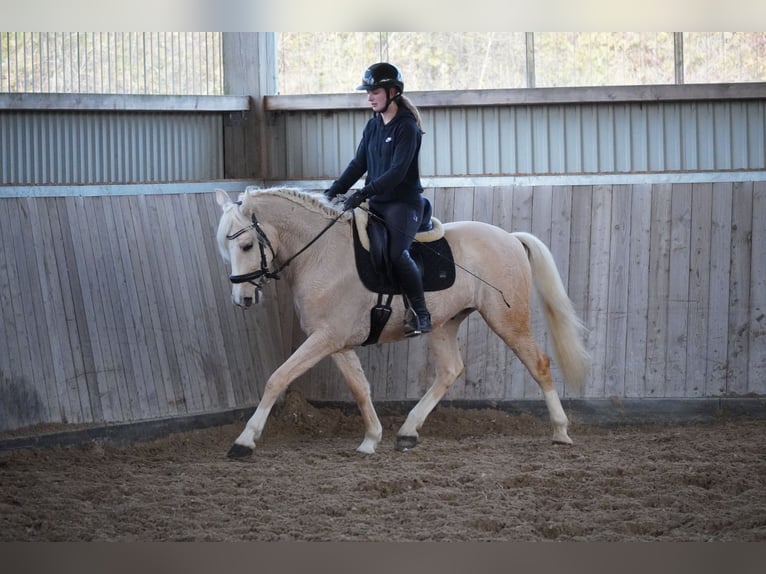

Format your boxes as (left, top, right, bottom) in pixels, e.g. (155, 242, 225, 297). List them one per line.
(425, 171, 766, 187)
(275, 171, 766, 190)
(0, 180, 264, 198)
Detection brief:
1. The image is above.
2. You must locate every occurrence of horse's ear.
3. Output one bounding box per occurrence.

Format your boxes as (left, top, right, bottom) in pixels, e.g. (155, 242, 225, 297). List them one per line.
(215, 188, 232, 208)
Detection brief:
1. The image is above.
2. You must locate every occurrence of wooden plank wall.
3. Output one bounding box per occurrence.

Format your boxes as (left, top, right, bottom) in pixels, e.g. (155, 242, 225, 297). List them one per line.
(0, 193, 286, 431)
(292, 181, 766, 403)
(1, 181, 764, 431)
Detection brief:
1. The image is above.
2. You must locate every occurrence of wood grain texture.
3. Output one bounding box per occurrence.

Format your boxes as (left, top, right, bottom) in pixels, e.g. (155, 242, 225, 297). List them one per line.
(0, 181, 763, 431)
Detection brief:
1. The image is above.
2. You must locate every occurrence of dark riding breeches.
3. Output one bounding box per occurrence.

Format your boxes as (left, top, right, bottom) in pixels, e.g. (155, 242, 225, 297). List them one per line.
(370, 200, 423, 262)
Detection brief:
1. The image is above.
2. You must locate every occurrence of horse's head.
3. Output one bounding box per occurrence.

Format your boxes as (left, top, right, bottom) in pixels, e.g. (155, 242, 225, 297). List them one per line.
(215, 188, 279, 308)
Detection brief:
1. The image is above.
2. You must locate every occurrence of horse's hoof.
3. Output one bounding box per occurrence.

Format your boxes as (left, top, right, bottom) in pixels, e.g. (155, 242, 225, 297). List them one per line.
(552, 438, 574, 446)
(395, 436, 418, 451)
(227, 443, 254, 459)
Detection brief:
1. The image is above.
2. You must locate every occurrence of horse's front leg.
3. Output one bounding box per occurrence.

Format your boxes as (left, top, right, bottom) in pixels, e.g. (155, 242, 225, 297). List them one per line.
(329, 350, 383, 454)
(396, 315, 466, 450)
(227, 332, 333, 459)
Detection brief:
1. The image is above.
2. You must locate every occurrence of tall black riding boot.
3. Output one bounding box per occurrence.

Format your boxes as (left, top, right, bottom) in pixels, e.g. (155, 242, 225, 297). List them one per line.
(392, 251, 432, 337)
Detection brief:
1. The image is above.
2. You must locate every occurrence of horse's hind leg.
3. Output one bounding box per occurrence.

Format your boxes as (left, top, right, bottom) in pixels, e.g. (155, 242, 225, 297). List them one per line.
(513, 333, 572, 445)
(329, 350, 383, 454)
(483, 309, 572, 445)
(396, 312, 468, 450)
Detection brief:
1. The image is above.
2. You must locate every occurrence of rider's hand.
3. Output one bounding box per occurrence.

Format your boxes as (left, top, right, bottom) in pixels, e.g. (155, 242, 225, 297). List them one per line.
(342, 187, 372, 211)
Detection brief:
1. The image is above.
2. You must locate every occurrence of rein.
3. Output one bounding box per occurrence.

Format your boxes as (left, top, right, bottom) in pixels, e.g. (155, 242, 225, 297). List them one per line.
(226, 205, 345, 286)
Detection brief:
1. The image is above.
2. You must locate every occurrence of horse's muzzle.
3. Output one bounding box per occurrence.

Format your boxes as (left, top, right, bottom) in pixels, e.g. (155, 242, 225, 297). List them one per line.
(233, 285, 263, 308)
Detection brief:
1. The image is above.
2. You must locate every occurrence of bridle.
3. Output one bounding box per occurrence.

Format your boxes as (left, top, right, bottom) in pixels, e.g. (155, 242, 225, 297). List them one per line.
(226, 211, 280, 287)
(225, 204, 345, 288)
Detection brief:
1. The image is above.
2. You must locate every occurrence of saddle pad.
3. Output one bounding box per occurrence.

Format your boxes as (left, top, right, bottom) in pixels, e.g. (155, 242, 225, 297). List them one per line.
(353, 205, 445, 248)
(352, 218, 456, 295)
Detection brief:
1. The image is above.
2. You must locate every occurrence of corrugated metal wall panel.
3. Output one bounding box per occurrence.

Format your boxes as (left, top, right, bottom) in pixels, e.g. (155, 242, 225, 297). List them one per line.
(267, 100, 766, 180)
(747, 103, 765, 167)
(5, 99, 760, 185)
(1, 111, 224, 185)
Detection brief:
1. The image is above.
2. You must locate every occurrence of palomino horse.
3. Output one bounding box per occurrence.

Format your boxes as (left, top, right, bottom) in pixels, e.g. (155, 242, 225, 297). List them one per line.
(215, 187, 590, 458)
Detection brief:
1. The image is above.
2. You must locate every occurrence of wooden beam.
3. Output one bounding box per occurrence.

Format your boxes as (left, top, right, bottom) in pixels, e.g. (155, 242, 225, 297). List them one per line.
(0, 93, 250, 112)
(264, 83, 766, 112)
(222, 32, 277, 180)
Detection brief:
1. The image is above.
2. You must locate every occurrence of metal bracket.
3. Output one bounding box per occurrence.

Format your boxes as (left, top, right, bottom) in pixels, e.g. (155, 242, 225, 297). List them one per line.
(224, 110, 249, 127)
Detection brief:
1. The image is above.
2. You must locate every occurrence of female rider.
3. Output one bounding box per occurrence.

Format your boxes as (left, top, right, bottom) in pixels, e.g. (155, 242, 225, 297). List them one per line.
(325, 62, 431, 337)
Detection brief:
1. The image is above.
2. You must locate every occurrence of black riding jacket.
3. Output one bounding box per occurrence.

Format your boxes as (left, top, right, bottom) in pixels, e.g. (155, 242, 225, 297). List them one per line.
(328, 106, 424, 207)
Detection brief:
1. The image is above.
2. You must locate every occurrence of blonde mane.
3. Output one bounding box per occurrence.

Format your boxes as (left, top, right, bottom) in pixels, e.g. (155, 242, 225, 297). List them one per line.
(241, 186, 351, 220)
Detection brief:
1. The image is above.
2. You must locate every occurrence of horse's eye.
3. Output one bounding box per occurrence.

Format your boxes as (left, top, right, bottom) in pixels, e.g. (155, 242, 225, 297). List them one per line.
(242, 242, 253, 252)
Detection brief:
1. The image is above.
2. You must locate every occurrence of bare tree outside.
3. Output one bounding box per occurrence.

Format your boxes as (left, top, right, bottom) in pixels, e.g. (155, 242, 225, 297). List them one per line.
(684, 32, 766, 84)
(2, 32, 765, 96)
(533, 32, 676, 88)
(0, 32, 223, 95)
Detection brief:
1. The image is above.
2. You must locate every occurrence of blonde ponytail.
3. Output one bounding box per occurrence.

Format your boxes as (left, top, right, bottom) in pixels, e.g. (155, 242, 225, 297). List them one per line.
(397, 94, 423, 132)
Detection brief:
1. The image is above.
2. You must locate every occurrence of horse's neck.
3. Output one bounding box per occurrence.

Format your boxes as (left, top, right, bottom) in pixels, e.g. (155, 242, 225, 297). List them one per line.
(263, 198, 349, 281)
(266, 202, 324, 255)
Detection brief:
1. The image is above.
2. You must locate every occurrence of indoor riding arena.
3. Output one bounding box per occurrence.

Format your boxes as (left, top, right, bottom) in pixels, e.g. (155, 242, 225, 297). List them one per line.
(1, 32, 764, 543)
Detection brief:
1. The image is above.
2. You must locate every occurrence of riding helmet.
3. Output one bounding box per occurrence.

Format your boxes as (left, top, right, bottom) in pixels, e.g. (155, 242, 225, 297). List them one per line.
(356, 62, 404, 94)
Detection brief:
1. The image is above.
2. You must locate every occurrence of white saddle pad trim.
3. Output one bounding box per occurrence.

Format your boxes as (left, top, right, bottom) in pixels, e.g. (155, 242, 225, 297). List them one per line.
(353, 203, 444, 251)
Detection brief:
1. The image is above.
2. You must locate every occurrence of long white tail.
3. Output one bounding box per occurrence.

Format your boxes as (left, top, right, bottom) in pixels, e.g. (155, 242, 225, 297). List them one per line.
(512, 232, 590, 390)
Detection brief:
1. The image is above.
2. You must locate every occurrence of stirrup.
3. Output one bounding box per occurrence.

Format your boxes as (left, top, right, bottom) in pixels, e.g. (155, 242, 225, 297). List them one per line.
(404, 308, 432, 337)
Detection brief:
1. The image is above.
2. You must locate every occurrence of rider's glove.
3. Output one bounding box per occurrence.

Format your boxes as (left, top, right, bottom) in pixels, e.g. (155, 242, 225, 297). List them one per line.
(342, 187, 372, 211)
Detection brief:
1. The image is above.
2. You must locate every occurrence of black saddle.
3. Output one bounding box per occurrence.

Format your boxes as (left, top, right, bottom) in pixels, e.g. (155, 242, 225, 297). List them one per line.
(351, 207, 456, 295)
